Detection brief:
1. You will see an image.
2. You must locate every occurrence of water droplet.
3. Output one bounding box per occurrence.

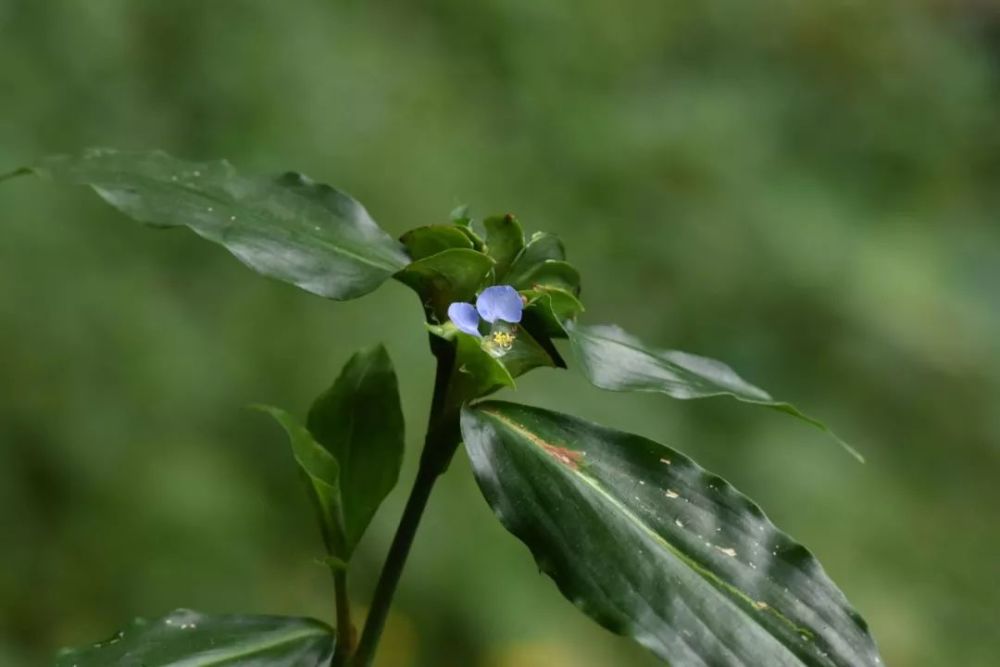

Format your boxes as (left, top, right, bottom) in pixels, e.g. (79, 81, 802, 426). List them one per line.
(229, 215, 236, 222)
(193, 170, 201, 177)
(665, 489, 679, 499)
(674, 519, 684, 528)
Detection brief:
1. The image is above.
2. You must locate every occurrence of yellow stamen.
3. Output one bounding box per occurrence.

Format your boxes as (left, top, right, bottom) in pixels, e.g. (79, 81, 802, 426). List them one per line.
(491, 330, 516, 349)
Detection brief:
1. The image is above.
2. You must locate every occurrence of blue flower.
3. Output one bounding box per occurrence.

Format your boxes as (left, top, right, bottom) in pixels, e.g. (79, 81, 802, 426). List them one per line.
(448, 285, 523, 337)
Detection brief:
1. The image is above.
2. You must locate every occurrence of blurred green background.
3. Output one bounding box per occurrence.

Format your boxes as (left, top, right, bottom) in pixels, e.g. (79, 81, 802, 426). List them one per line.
(2, 1, 999, 665)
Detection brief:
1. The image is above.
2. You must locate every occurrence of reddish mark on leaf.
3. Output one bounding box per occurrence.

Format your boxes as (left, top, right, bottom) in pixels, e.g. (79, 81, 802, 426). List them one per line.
(541, 443, 584, 470)
(482, 409, 586, 471)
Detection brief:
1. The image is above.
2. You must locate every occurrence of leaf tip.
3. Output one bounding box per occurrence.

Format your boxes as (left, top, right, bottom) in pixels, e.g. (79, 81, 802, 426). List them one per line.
(833, 432, 866, 464)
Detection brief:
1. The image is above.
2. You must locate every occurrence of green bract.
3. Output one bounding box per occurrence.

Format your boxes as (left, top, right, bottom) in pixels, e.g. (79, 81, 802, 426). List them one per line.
(5, 149, 882, 667)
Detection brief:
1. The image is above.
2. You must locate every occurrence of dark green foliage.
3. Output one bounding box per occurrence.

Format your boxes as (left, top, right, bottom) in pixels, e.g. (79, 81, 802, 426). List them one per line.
(463, 402, 883, 666)
(259, 345, 405, 562)
(7, 148, 877, 664)
(568, 322, 863, 461)
(55, 610, 334, 666)
(483, 214, 525, 279)
(395, 249, 494, 322)
(306, 345, 405, 554)
(12, 149, 410, 300)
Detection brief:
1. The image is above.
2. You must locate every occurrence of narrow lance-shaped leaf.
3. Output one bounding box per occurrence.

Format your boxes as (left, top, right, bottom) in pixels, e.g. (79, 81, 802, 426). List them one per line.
(567, 322, 863, 462)
(56, 609, 335, 667)
(307, 344, 405, 553)
(254, 405, 348, 559)
(462, 401, 883, 667)
(6, 149, 410, 299)
(258, 345, 405, 562)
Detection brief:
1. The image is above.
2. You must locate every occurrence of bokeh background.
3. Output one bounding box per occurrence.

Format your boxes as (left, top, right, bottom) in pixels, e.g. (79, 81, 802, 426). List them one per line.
(2, 1, 999, 665)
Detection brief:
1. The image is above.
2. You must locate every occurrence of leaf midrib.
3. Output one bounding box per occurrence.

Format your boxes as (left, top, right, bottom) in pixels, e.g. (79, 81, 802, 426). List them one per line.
(89, 174, 406, 273)
(169, 625, 330, 667)
(570, 326, 773, 400)
(479, 408, 816, 662)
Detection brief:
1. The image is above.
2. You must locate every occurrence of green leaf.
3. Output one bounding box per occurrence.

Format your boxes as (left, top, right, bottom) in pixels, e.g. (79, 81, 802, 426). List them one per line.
(254, 405, 348, 557)
(443, 328, 560, 410)
(567, 322, 863, 462)
(255, 346, 404, 561)
(483, 214, 526, 279)
(450, 203, 472, 226)
(307, 344, 405, 553)
(489, 325, 560, 380)
(505, 231, 566, 287)
(445, 334, 516, 409)
(521, 286, 585, 338)
(461, 402, 883, 667)
(11, 149, 409, 300)
(510, 259, 581, 295)
(448, 205, 485, 249)
(400, 224, 473, 261)
(395, 248, 494, 321)
(55, 609, 335, 666)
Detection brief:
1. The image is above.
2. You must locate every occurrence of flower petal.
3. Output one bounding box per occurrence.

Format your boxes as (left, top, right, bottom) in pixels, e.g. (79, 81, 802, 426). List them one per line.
(448, 302, 482, 336)
(476, 285, 523, 324)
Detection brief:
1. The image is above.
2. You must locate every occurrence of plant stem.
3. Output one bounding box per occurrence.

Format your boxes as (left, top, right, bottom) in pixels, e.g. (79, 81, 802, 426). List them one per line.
(351, 456, 439, 666)
(350, 337, 458, 667)
(331, 570, 355, 666)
